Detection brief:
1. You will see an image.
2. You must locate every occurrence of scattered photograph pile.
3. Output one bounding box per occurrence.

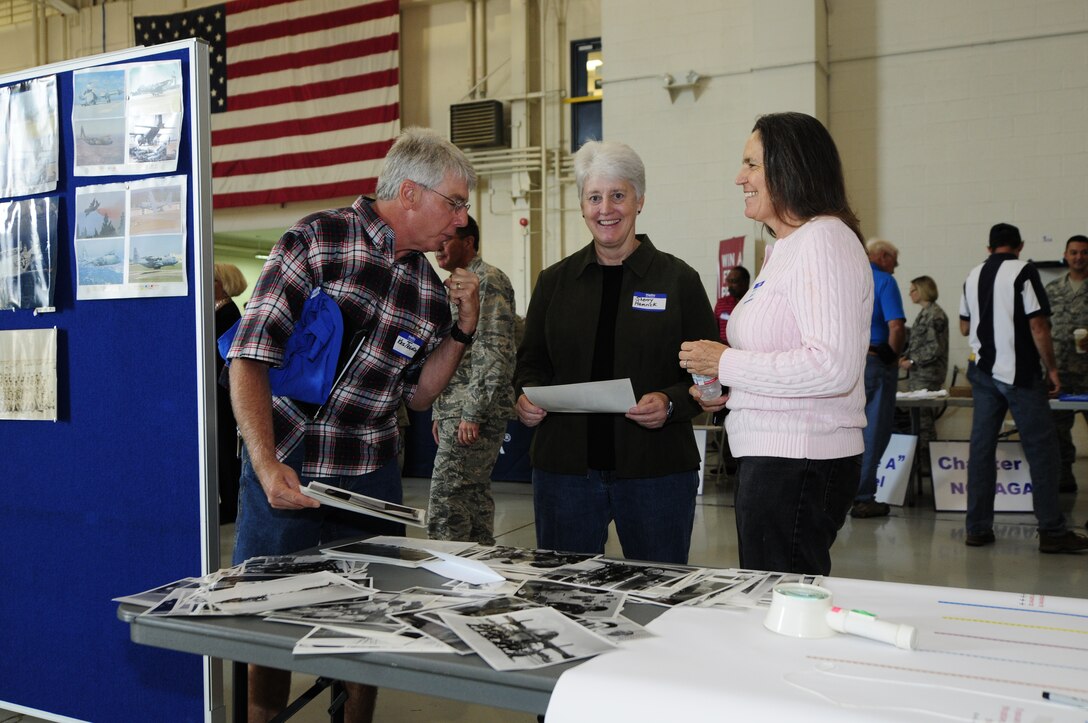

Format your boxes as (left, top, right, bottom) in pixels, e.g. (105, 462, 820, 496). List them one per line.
(116, 538, 821, 672)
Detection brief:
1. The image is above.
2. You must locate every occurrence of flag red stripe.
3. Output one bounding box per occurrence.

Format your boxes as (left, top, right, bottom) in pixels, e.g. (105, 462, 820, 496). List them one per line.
(228, 34, 398, 80)
(214, 177, 379, 209)
(226, 68, 398, 112)
(212, 103, 398, 145)
(224, 0, 297, 15)
(212, 139, 394, 177)
(227, 0, 398, 47)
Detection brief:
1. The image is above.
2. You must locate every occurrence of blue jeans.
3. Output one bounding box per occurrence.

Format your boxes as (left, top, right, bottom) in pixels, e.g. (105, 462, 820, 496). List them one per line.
(233, 443, 405, 565)
(532, 468, 698, 565)
(966, 363, 1065, 536)
(735, 455, 859, 575)
(856, 354, 899, 501)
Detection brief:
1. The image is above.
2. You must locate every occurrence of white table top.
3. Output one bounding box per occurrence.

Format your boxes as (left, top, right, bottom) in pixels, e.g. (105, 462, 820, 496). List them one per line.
(547, 577, 1088, 722)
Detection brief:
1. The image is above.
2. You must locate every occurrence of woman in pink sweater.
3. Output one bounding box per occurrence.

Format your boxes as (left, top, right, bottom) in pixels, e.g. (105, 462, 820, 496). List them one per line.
(680, 112, 873, 575)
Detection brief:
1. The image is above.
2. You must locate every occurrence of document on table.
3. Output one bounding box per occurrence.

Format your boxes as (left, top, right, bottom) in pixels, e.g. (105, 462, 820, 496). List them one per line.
(522, 378, 637, 413)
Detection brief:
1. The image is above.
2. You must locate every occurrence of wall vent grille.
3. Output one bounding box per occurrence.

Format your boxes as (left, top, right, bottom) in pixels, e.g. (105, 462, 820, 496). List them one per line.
(450, 100, 506, 149)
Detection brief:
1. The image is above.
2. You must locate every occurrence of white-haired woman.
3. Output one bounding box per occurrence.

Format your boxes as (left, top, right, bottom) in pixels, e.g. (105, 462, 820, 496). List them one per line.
(513, 140, 717, 564)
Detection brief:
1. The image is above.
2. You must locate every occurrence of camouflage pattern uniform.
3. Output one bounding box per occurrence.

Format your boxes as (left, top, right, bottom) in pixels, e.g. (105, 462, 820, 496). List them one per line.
(905, 302, 949, 392)
(428, 255, 516, 543)
(1045, 273, 1088, 488)
(904, 301, 949, 463)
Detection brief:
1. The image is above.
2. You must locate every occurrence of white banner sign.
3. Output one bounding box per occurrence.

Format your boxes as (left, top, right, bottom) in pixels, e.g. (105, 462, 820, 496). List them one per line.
(930, 441, 1035, 512)
(874, 434, 917, 506)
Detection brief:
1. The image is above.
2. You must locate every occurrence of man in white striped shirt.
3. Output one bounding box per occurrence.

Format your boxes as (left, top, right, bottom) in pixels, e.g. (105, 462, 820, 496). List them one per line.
(959, 222, 1088, 553)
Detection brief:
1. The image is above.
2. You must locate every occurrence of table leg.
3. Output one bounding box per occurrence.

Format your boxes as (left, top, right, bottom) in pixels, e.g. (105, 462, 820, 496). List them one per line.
(233, 661, 247, 723)
(908, 407, 923, 506)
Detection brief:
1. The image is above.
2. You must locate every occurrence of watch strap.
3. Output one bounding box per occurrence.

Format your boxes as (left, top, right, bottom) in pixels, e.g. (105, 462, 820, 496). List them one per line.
(450, 324, 476, 345)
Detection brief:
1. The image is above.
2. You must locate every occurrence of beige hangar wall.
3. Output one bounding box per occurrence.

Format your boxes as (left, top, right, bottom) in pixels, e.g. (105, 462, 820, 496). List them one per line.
(828, 0, 1088, 438)
(4, 1, 1088, 435)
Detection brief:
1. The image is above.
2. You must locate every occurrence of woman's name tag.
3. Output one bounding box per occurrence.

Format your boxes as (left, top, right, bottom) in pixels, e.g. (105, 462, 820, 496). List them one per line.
(632, 292, 667, 312)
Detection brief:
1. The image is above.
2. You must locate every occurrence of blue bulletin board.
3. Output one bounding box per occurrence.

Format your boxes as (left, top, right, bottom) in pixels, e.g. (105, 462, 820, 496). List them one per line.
(0, 40, 217, 722)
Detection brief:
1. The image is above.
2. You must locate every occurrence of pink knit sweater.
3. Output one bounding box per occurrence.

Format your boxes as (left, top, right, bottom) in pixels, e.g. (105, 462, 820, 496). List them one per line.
(720, 216, 873, 460)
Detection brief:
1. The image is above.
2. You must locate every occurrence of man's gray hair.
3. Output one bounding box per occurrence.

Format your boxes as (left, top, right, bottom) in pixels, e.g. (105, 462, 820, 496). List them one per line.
(574, 140, 646, 199)
(866, 237, 899, 257)
(375, 127, 477, 200)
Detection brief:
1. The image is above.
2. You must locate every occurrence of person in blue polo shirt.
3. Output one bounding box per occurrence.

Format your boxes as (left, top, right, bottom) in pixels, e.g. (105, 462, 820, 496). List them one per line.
(852, 238, 906, 518)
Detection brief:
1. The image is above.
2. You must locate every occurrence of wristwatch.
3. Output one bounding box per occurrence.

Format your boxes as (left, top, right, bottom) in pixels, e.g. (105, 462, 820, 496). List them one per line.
(450, 324, 476, 345)
(665, 399, 675, 420)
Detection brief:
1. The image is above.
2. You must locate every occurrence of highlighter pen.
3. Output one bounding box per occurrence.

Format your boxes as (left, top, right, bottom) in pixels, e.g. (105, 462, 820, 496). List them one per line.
(1042, 691, 1088, 710)
(826, 606, 917, 650)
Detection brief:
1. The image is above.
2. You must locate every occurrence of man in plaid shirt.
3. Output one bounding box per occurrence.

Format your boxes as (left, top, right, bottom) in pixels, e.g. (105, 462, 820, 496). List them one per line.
(226, 127, 480, 723)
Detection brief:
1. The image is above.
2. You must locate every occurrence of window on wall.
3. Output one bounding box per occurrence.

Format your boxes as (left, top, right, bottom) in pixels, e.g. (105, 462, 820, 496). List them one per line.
(570, 37, 602, 152)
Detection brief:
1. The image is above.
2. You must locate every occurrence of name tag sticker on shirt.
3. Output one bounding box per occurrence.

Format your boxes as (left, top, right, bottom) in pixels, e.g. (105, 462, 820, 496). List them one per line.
(632, 292, 667, 312)
(393, 331, 424, 359)
(744, 280, 765, 304)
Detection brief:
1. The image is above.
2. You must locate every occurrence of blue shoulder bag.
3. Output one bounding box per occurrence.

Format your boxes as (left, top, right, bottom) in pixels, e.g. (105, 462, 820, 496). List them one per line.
(218, 287, 344, 406)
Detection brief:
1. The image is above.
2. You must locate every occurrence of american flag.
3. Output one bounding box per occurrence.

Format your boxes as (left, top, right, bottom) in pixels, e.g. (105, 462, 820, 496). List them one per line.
(134, 0, 400, 209)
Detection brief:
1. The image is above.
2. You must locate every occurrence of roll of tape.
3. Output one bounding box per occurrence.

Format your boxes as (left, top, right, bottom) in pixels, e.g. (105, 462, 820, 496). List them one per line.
(763, 583, 835, 639)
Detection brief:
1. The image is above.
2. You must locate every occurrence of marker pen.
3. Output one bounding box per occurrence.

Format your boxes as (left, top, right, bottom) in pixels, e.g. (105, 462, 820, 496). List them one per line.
(1042, 691, 1088, 710)
(825, 606, 917, 650)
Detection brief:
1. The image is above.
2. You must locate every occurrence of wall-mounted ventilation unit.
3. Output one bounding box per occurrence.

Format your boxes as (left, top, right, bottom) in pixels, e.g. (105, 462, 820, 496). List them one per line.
(450, 100, 507, 149)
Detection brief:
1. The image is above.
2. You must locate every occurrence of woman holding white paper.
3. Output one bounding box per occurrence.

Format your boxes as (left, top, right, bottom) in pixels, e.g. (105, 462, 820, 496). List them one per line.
(513, 140, 717, 565)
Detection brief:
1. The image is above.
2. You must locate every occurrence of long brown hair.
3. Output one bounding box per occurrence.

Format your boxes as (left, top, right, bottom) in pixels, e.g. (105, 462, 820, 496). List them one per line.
(753, 112, 863, 243)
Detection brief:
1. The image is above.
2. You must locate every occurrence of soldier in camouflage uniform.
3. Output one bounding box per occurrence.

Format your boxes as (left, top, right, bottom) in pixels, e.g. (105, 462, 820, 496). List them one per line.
(899, 275, 949, 471)
(1045, 234, 1088, 493)
(429, 215, 516, 543)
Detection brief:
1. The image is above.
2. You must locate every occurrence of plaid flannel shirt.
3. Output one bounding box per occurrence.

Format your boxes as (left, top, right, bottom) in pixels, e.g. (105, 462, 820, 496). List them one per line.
(228, 197, 452, 476)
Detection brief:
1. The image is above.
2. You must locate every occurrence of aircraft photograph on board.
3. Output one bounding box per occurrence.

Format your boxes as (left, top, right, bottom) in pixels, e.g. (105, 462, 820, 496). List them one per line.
(74, 188, 125, 240)
(72, 68, 125, 116)
(130, 71, 179, 99)
(74, 118, 125, 167)
(126, 113, 180, 165)
(75, 237, 125, 287)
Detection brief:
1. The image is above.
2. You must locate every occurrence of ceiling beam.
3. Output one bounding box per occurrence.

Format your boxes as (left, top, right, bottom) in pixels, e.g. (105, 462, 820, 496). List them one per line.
(33, 0, 78, 16)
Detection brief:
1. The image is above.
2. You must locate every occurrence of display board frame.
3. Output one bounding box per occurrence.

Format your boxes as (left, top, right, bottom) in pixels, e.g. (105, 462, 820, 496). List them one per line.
(0, 39, 218, 722)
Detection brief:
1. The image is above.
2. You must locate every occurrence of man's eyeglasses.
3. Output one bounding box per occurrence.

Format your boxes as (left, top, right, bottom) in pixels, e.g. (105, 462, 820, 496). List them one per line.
(419, 184, 471, 213)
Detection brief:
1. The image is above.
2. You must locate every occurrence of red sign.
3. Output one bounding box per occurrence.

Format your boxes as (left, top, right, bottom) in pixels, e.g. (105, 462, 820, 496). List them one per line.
(718, 236, 745, 298)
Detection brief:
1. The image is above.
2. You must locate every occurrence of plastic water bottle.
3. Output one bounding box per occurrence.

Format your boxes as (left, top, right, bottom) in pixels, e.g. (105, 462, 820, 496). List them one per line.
(692, 373, 722, 401)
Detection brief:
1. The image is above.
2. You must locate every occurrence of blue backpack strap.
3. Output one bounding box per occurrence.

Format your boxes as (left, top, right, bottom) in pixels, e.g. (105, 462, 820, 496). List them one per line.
(217, 319, 241, 364)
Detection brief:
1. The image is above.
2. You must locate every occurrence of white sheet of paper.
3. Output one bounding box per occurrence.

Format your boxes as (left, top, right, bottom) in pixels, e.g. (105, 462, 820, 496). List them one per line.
(522, 379, 637, 413)
(420, 550, 506, 585)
